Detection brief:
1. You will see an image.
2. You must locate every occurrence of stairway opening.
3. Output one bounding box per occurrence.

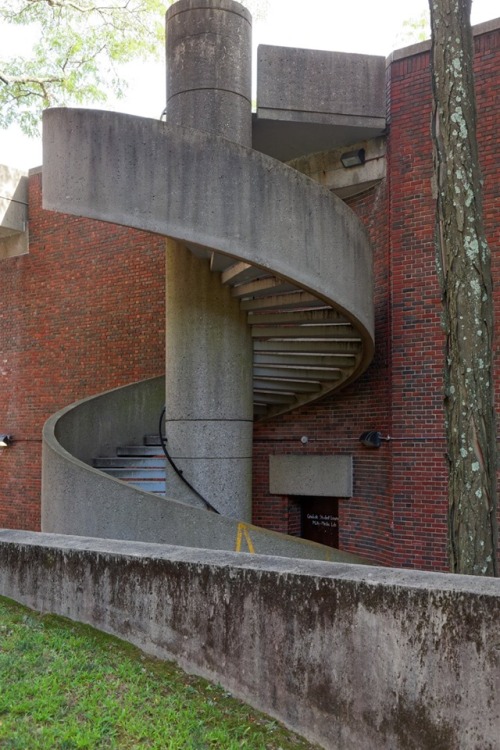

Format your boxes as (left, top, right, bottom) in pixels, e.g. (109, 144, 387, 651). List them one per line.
(298, 496, 339, 549)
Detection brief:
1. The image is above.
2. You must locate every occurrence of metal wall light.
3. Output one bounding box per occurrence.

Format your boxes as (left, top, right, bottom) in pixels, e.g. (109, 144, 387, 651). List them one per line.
(0, 434, 13, 447)
(341, 148, 366, 168)
(359, 431, 391, 449)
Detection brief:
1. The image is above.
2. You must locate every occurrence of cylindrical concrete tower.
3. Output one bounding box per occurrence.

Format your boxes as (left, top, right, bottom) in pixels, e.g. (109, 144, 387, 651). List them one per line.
(166, 0, 252, 146)
(164, 0, 253, 519)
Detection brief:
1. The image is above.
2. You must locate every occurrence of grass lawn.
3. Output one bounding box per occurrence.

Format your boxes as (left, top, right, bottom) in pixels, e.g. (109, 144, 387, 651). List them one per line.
(0, 596, 320, 750)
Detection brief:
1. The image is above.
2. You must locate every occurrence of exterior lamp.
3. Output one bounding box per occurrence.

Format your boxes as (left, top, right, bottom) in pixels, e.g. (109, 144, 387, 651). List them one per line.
(341, 148, 366, 168)
(0, 434, 13, 447)
(359, 431, 391, 448)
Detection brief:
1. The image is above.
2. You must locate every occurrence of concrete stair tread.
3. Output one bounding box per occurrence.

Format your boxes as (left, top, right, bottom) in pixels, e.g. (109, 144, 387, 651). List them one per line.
(253, 364, 342, 382)
(127, 481, 167, 492)
(221, 261, 269, 286)
(240, 291, 325, 311)
(247, 308, 346, 325)
(117, 445, 165, 457)
(253, 378, 323, 393)
(231, 277, 298, 299)
(101, 468, 166, 479)
(94, 457, 165, 468)
(250, 324, 358, 340)
(254, 352, 356, 369)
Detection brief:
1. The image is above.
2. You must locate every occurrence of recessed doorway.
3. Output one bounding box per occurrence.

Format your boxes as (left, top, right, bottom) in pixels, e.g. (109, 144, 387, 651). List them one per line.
(299, 496, 339, 548)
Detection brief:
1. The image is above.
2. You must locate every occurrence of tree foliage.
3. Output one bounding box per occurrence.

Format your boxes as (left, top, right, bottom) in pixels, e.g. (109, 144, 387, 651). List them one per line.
(0, 0, 170, 135)
(395, 10, 430, 47)
(428, 0, 498, 575)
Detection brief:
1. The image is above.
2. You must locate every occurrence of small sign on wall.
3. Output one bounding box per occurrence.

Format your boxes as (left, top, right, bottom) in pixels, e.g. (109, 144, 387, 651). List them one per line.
(269, 454, 352, 497)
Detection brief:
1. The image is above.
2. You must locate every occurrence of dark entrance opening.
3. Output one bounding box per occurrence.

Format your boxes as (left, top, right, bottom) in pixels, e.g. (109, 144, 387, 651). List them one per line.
(299, 496, 339, 548)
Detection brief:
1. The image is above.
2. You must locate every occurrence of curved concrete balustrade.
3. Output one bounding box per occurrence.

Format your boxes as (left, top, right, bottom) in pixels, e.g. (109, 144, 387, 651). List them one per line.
(42, 377, 369, 564)
(43, 109, 373, 340)
(43, 108, 374, 420)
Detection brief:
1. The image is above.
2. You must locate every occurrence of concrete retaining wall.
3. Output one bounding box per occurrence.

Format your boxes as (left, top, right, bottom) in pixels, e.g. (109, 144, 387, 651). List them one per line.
(1, 530, 499, 750)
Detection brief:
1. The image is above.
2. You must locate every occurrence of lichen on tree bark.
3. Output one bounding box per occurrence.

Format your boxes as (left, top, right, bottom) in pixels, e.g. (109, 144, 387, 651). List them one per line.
(429, 0, 497, 574)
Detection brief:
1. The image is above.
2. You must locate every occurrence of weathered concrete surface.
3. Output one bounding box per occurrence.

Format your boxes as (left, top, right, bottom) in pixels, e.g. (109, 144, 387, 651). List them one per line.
(0, 164, 28, 258)
(165, 3, 253, 519)
(1, 530, 499, 750)
(257, 46, 385, 123)
(253, 46, 386, 161)
(46, 375, 165, 468)
(288, 137, 386, 199)
(269, 454, 352, 497)
(42, 108, 374, 370)
(165, 243, 253, 518)
(166, 0, 252, 146)
(42, 377, 367, 564)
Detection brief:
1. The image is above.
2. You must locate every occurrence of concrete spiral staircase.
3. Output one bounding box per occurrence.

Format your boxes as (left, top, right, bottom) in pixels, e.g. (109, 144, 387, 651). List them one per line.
(40, 0, 374, 557)
(40, 105, 373, 558)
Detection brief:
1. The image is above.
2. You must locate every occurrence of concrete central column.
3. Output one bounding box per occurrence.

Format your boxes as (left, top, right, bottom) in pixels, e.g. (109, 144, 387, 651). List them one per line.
(164, 0, 253, 519)
(166, 0, 252, 147)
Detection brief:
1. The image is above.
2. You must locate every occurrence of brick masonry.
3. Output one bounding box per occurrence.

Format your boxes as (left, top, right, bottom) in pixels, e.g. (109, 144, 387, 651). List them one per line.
(0, 25, 498, 572)
(0, 172, 166, 529)
(253, 26, 500, 571)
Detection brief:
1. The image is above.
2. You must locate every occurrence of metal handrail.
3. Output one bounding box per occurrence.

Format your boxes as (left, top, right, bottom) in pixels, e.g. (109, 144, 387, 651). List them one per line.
(158, 406, 220, 514)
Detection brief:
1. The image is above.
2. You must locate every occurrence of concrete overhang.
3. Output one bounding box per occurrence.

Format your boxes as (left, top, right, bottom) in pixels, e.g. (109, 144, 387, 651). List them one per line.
(288, 137, 386, 199)
(252, 45, 386, 162)
(0, 164, 28, 258)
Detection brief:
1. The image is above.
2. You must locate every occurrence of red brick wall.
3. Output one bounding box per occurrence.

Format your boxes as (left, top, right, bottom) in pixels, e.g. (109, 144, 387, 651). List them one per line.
(0, 172, 166, 530)
(387, 48, 448, 570)
(1, 24, 498, 573)
(253, 25, 500, 572)
(252, 180, 394, 568)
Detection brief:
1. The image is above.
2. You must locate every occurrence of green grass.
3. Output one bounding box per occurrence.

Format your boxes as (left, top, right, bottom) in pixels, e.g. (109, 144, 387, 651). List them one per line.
(0, 596, 320, 750)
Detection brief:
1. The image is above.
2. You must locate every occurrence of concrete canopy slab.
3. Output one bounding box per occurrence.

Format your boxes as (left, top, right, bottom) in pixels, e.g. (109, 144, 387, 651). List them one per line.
(0, 164, 29, 258)
(254, 45, 386, 161)
(0, 165, 28, 237)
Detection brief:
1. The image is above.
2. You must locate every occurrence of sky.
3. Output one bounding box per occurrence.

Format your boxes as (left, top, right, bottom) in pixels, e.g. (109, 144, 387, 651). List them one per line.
(0, 0, 498, 171)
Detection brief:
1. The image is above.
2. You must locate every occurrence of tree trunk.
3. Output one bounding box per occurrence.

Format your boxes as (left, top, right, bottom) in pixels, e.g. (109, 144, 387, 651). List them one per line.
(428, 0, 497, 574)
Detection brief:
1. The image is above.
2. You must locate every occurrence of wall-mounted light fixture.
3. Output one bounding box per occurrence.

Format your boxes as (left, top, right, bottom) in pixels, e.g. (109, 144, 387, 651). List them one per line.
(341, 148, 366, 168)
(0, 434, 13, 447)
(359, 431, 391, 449)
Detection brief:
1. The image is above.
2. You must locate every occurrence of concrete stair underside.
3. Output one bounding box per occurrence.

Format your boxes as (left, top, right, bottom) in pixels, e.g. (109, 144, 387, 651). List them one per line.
(189, 246, 363, 420)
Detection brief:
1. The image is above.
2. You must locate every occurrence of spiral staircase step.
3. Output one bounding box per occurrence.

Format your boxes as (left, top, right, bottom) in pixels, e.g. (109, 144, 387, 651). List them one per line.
(116, 445, 164, 457)
(231, 277, 298, 299)
(221, 261, 268, 286)
(253, 352, 356, 369)
(247, 309, 347, 325)
(94, 457, 165, 468)
(254, 365, 341, 382)
(93, 440, 167, 496)
(254, 339, 362, 354)
(240, 292, 328, 311)
(254, 378, 323, 394)
(250, 324, 359, 340)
